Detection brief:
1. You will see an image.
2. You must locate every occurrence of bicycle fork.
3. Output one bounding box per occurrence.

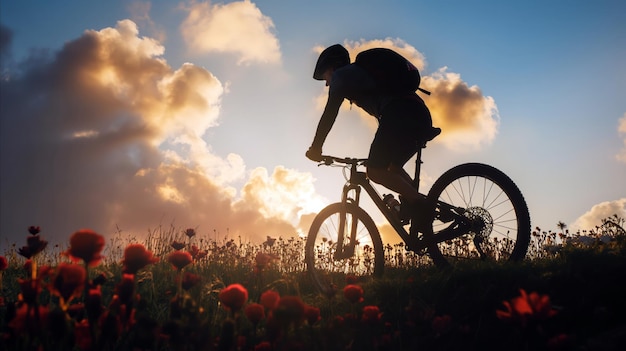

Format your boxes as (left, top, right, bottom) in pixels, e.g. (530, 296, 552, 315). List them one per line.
(334, 182, 361, 260)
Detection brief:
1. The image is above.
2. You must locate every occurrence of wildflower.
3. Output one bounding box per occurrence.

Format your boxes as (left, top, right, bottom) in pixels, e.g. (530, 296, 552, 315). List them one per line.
(219, 284, 249, 312)
(65, 229, 105, 266)
(260, 290, 280, 311)
(189, 245, 208, 260)
(254, 252, 276, 271)
(18, 278, 41, 305)
(74, 319, 93, 351)
(50, 262, 86, 307)
(167, 251, 193, 271)
(274, 296, 306, 327)
(0, 256, 7, 270)
(171, 240, 186, 251)
(343, 284, 364, 304)
(263, 236, 276, 247)
(86, 287, 103, 320)
(122, 244, 159, 274)
(362, 305, 382, 324)
(116, 274, 135, 307)
(181, 272, 201, 291)
(185, 228, 196, 238)
(304, 305, 321, 325)
(18, 234, 48, 259)
(245, 303, 266, 325)
(28, 226, 41, 235)
(431, 314, 453, 335)
(255, 341, 272, 351)
(496, 289, 558, 327)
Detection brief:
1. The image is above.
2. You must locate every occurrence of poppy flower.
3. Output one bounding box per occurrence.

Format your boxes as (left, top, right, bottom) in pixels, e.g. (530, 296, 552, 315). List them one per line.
(245, 303, 265, 324)
(50, 263, 86, 305)
(189, 245, 208, 260)
(65, 229, 105, 266)
(362, 305, 382, 324)
(18, 235, 48, 259)
(274, 296, 306, 327)
(343, 284, 364, 304)
(219, 284, 249, 311)
(254, 252, 274, 271)
(496, 289, 557, 327)
(181, 272, 201, 291)
(304, 305, 321, 325)
(260, 290, 280, 311)
(167, 251, 193, 271)
(0, 256, 7, 271)
(184, 228, 196, 238)
(171, 241, 186, 251)
(122, 244, 159, 274)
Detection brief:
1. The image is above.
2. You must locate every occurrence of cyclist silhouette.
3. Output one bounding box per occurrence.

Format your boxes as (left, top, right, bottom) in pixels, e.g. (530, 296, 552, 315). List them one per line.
(306, 44, 439, 229)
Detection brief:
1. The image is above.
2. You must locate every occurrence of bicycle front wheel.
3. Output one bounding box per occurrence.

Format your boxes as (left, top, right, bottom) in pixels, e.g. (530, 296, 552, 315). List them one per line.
(305, 202, 384, 295)
(427, 163, 531, 264)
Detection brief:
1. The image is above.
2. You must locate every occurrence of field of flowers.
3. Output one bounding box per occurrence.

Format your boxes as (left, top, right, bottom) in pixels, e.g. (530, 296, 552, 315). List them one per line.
(1, 216, 625, 350)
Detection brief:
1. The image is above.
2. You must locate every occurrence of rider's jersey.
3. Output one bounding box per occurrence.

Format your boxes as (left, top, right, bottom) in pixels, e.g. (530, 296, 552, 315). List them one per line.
(312, 64, 391, 149)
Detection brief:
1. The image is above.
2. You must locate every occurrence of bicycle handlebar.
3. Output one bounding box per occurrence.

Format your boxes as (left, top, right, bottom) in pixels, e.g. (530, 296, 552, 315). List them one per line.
(319, 155, 368, 167)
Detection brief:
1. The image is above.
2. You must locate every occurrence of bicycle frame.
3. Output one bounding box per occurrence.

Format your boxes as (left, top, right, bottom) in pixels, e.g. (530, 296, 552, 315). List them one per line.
(330, 147, 469, 258)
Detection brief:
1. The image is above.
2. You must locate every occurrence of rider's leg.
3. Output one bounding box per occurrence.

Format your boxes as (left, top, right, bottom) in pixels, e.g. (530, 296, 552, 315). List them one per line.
(366, 165, 420, 203)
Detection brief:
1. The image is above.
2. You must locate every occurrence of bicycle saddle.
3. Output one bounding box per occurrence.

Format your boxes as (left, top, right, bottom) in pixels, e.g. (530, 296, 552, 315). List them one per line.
(418, 127, 441, 148)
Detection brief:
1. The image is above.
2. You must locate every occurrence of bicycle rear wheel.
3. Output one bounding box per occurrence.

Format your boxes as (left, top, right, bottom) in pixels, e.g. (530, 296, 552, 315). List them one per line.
(427, 163, 531, 264)
(305, 202, 384, 295)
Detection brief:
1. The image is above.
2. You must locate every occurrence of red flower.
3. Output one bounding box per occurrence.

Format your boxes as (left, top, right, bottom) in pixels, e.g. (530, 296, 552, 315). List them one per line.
(255, 341, 272, 351)
(496, 289, 558, 327)
(65, 229, 105, 266)
(184, 228, 196, 238)
(171, 241, 186, 250)
(219, 284, 248, 312)
(304, 305, 321, 325)
(0, 256, 7, 271)
(219, 284, 249, 311)
(362, 305, 382, 324)
(18, 234, 48, 258)
(343, 284, 364, 304)
(18, 278, 41, 305)
(274, 296, 306, 327)
(74, 319, 93, 351)
(50, 263, 86, 304)
(245, 303, 266, 324)
(260, 290, 280, 311)
(167, 251, 193, 271)
(431, 314, 453, 335)
(189, 245, 208, 260)
(122, 244, 159, 274)
(181, 272, 201, 291)
(116, 274, 135, 307)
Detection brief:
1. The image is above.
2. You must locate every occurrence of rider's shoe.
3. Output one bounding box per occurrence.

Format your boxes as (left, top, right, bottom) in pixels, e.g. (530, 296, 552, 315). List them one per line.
(399, 197, 431, 234)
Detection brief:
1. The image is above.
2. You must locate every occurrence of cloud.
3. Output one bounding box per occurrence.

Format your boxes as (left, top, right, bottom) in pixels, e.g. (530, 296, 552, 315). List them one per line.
(313, 38, 499, 151)
(180, 0, 281, 65)
(0, 19, 317, 248)
(616, 113, 626, 163)
(571, 198, 626, 231)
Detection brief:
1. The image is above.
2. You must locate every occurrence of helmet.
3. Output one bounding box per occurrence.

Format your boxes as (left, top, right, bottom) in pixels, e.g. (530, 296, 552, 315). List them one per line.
(313, 44, 350, 80)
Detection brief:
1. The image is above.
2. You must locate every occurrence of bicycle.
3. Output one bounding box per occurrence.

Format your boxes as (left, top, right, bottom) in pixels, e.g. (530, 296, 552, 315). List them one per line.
(305, 128, 531, 294)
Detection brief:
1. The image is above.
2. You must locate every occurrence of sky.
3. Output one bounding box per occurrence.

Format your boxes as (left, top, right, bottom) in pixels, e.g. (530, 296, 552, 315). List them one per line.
(1, 0, 625, 251)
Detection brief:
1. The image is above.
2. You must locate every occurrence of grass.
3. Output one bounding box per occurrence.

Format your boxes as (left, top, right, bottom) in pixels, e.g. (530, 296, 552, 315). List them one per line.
(1, 216, 625, 350)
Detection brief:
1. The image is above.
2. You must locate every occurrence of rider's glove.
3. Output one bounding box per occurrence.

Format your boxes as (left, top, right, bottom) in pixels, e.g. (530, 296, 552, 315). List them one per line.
(306, 146, 323, 162)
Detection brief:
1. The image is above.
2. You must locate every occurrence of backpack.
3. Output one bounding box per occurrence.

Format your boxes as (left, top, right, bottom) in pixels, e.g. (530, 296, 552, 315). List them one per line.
(354, 48, 431, 95)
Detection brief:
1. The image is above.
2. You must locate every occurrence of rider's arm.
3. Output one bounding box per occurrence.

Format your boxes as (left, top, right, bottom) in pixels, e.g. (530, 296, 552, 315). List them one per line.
(311, 89, 343, 150)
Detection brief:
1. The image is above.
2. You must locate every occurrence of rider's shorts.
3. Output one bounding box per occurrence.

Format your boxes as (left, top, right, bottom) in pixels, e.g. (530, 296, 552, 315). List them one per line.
(368, 95, 433, 169)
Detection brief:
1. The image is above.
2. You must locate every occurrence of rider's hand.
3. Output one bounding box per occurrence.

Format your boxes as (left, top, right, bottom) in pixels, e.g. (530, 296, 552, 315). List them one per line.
(306, 146, 323, 162)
